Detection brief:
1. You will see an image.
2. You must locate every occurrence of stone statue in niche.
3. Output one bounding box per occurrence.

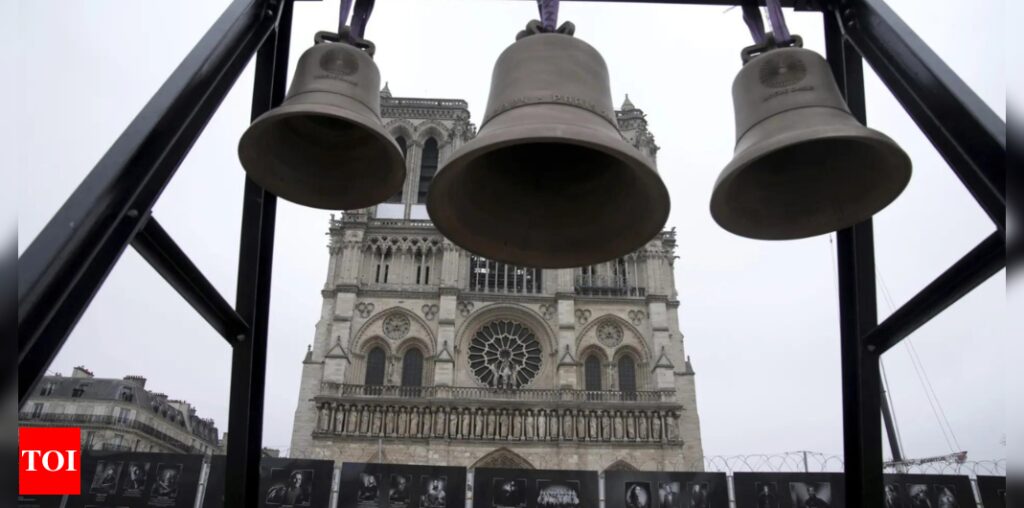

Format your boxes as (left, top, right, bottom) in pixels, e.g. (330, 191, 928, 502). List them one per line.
(637, 411, 649, 440)
(511, 410, 521, 440)
(536, 410, 547, 440)
(397, 407, 408, 436)
(601, 411, 612, 440)
(371, 407, 383, 436)
(666, 411, 679, 441)
(384, 407, 397, 435)
(498, 409, 508, 439)
(613, 412, 624, 440)
(434, 408, 446, 438)
(448, 409, 459, 437)
(421, 408, 432, 437)
(318, 405, 331, 432)
(651, 411, 663, 440)
(409, 407, 420, 437)
(625, 411, 636, 440)
(524, 410, 535, 440)
(587, 411, 598, 440)
(358, 406, 369, 435)
(460, 409, 472, 439)
(474, 409, 485, 439)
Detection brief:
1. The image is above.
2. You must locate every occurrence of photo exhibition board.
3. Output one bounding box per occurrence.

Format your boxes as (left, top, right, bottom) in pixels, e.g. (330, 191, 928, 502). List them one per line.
(604, 470, 729, 508)
(66, 451, 204, 508)
(732, 472, 846, 508)
(204, 456, 335, 508)
(881, 474, 978, 508)
(974, 476, 1006, 508)
(472, 467, 599, 508)
(337, 462, 467, 508)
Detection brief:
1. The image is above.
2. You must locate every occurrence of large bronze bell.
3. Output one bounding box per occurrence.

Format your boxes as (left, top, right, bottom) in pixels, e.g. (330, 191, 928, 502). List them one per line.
(426, 22, 670, 268)
(239, 32, 404, 210)
(711, 38, 912, 240)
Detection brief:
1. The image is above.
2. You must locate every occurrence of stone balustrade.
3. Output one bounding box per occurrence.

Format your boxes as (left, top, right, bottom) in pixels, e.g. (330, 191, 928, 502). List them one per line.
(310, 401, 682, 445)
(318, 383, 675, 403)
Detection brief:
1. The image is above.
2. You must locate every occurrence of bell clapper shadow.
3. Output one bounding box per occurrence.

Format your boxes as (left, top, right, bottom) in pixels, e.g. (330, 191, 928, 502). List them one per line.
(238, 29, 405, 210)
(710, 33, 912, 240)
(427, 20, 671, 269)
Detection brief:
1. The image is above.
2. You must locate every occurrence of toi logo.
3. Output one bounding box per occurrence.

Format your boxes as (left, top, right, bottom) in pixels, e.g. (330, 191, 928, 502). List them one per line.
(19, 427, 81, 495)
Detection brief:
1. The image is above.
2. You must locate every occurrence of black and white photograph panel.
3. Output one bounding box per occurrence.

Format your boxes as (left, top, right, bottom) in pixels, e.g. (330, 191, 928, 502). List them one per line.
(789, 482, 831, 508)
(264, 469, 314, 507)
(491, 478, 527, 508)
(658, 481, 682, 508)
(120, 461, 150, 497)
(388, 474, 412, 507)
(357, 473, 381, 506)
(930, 484, 960, 508)
(150, 463, 183, 500)
(536, 480, 581, 508)
(883, 482, 905, 508)
(686, 482, 709, 508)
(975, 476, 1006, 508)
(89, 460, 122, 495)
(623, 481, 652, 508)
(905, 484, 930, 508)
(754, 482, 779, 508)
(419, 476, 448, 508)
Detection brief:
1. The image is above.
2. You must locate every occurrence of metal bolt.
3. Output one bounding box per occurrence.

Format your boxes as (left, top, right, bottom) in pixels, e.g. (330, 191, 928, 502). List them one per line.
(236, 333, 246, 342)
(866, 344, 877, 352)
(126, 209, 139, 219)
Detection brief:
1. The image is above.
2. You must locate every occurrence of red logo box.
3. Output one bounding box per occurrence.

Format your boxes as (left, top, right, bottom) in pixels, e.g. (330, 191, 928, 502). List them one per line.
(19, 427, 81, 495)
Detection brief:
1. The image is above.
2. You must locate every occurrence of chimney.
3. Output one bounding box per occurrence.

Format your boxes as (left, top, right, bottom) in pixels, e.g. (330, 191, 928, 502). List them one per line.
(72, 366, 94, 378)
(123, 375, 147, 388)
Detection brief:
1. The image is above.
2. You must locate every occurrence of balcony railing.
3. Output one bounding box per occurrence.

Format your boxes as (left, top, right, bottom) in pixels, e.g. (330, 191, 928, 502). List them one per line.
(574, 274, 646, 297)
(18, 412, 209, 454)
(318, 383, 674, 403)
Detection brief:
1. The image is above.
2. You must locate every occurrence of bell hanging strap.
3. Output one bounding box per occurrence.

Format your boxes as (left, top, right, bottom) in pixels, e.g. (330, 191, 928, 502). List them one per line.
(740, 0, 793, 45)
(537, 0, 560, 32)
(338, 0, 375, 39)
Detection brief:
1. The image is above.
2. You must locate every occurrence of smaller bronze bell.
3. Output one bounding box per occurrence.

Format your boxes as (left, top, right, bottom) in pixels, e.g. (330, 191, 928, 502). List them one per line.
(711, 38, 912, 239)
(239, 32, 404, 210)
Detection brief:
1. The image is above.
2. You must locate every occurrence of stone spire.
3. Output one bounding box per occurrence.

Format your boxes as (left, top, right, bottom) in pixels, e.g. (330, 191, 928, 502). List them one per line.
(380, 81, 392, 98)
(621, 93, 635, 111)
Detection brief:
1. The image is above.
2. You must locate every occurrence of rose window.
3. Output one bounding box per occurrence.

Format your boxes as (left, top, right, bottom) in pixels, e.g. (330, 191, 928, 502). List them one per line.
(468, 320, 542, 389)
(383, 313, 410, 340)
(597, 321, 624, 347)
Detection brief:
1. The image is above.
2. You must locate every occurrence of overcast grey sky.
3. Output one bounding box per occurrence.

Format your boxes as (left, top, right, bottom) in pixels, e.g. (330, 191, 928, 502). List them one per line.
(14, 0, 1007, 464)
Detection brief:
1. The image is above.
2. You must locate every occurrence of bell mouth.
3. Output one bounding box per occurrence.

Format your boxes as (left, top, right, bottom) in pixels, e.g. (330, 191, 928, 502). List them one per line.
(428, 138, 670, 268)
(711, 134, 911, 240)
(239, 98, 405, 210)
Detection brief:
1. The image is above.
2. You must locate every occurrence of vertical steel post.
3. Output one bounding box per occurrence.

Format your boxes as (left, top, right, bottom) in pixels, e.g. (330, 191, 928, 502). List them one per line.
(824, 9, 884, 507)
(224, 0, 293, 504)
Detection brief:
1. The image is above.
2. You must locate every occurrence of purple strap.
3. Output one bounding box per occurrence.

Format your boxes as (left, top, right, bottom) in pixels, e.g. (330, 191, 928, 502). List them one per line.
(537, 0, 559, 31)
(350, 0, 375, 40)
(741, 0, 767, 44)
(765, 0, 792, 43)
(339, 0, 353, 33)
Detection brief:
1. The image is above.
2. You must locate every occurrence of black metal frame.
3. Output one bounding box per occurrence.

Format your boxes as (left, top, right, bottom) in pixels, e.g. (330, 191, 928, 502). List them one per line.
(16, 0, 1005, 506)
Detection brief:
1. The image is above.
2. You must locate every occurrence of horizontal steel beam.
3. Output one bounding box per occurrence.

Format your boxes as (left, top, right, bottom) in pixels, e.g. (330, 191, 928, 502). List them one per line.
(16, 0, 279, 407)
(867, 232, 1005, 354)
(831, 0, 1006, 234)
(131, 216, 249, 345)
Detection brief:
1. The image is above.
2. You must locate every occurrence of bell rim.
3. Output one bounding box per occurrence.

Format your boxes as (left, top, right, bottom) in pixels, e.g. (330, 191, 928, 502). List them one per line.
(710, 120, 912, 240)
(427, 122, 671, 268)
(238, 100, 406, 210)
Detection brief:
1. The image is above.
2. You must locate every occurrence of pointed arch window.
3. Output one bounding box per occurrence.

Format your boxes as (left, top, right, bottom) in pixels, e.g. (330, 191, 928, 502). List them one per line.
(416, 137, 438, 203)
(386, 136, 408, 203)
(401, 349, 424, 390)
(618, 355, 637, 396)
(365, 347, 386, 386)
(584, 355, 603, 391)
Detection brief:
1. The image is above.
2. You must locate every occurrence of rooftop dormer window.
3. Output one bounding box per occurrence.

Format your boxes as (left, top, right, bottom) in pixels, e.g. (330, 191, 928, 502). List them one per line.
(71, 383, 88, 398)
(38, 383, 55, 396)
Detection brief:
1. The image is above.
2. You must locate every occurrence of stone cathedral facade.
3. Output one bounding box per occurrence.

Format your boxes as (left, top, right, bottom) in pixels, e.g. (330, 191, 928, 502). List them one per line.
(289, 86, 704, 471)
